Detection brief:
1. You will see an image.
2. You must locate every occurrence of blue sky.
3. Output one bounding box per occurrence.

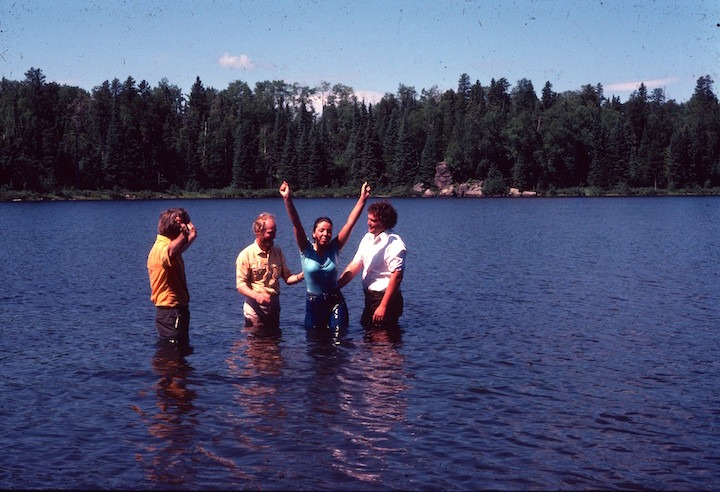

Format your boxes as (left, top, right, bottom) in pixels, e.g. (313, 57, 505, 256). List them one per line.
(1, 0, 717, 104)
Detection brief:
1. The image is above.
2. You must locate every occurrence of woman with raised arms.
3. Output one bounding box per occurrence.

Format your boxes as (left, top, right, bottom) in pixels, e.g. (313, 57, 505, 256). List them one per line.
(280, 181, 371, 334)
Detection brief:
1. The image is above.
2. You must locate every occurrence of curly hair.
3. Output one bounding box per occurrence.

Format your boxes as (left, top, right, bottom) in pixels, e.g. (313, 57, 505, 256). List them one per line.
(368, 201, 397, 229)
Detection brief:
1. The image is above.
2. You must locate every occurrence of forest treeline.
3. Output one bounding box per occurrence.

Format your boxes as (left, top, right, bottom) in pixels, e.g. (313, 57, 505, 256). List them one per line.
(1, 68, 719, 199)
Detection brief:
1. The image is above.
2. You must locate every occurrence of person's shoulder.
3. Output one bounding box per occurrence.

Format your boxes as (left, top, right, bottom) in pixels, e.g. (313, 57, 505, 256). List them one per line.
(151, 234, 172, 251)
(386, 230, 406, 248)
(149, 235, 168, 255)
(329, 237, 343, 250)
(301, 238, 314, 254)
(237, 242, 257, 257)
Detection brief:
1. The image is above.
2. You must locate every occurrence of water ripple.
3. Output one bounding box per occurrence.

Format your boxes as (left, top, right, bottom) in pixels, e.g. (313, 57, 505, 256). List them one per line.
(2, 198, 720, 489)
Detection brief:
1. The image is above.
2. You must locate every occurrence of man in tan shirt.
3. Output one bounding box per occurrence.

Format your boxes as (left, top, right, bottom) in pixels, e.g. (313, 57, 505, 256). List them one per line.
(236, 212, 303, 329)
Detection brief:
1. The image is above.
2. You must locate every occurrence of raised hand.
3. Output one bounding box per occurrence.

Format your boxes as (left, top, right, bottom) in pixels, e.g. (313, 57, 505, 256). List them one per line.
(279, 180, 291, 199)
(360, 182, 371, 200)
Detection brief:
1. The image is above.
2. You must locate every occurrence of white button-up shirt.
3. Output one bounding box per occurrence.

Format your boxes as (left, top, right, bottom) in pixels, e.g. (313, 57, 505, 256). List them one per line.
(352, 229, 406, 292)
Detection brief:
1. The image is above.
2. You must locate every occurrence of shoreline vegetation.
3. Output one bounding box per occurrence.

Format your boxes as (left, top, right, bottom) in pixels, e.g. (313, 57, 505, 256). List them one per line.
(2, 69, 719, 206)
(3, 185, 720, 202)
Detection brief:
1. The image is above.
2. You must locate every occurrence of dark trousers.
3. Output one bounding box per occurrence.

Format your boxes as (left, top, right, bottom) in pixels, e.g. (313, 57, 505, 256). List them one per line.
(361, 289, 403, 328)
(305, 290, 349, 331)
(155, 305, 190, 348)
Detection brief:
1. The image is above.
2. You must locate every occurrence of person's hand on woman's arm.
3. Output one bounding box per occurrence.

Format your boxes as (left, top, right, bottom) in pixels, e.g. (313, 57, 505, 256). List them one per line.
(338, 260, 362, 289)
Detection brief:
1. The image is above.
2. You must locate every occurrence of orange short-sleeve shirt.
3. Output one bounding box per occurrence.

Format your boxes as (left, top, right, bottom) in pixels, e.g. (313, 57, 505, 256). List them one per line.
(147, 235, 189, 307)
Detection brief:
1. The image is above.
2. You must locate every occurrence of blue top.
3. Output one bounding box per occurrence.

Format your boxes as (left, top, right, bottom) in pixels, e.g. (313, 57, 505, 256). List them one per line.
(300, 238, 341, 295)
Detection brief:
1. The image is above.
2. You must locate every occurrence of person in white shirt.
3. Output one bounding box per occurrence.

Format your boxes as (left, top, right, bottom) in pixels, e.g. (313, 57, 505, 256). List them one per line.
(338, 200, 406, 328)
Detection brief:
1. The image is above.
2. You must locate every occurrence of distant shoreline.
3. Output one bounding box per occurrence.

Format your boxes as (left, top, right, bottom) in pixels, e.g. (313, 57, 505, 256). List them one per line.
(3, 186, 720, 202)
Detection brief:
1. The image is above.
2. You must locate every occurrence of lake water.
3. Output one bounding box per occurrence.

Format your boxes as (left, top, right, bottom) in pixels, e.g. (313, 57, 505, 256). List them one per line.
(2, 196, 720, 490)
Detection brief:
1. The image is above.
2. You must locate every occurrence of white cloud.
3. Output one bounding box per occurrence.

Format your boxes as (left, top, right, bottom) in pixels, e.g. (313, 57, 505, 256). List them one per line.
(309, 89, 386, 114)
(218, 53, 255, 70)
(355, 90, 385, 105)
(605, 77, 679, 93)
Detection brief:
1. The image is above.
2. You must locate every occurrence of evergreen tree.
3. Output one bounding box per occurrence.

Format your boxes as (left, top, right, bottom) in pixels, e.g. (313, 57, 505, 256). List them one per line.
(58, 86, 92, 189)
(118, 76, 144, 190)
(1, 67, 720, 197)
(279, 108, 299, 186)
(380, 105, 399, 183)
(541, 81, 557, 110)
(626, 83, 649, 160)
(358, 114, 384, 184)
(340, 103, 363, 183)
(102, 78, 125, 189)
(687, 76, 720, 186)
(391, 110, 416, 186)
(183, 76, 210, 189)
(665, 125, 692, 188)
(202, 89, 233, 188)
(418, 129, 439, 186)
(306, 121, 331, 188)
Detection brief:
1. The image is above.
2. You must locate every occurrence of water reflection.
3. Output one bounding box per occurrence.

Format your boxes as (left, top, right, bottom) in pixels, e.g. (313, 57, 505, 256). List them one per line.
(139, 344, 198, 487)
(364, 325, 403, 346)
(355, 328, 409, 484)
(359, 326, 408, 434)
(303, 327, 409, 485)
(305, 324, 348, 345)
(305, 333, 352, 415)
(224, 323, 287, 470)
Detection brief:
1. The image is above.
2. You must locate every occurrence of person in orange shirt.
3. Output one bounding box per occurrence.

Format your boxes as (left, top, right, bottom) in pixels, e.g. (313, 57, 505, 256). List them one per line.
(147, 208, 198, 354)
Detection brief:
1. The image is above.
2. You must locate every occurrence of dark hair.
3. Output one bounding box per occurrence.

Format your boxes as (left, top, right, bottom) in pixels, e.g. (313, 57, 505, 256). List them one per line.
(313, 216, 333, 232)
(253, 212, 275, 235)
(157, 208, 190, 238)
(368, 201, 397, 229)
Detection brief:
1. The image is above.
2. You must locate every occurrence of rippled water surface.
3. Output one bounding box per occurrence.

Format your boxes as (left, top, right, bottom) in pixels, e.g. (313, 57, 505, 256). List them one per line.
(2, 196, 720, 490)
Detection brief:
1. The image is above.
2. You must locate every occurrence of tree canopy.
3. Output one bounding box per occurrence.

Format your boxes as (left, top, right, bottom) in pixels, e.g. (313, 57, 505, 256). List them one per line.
(1, 68, 718, 198)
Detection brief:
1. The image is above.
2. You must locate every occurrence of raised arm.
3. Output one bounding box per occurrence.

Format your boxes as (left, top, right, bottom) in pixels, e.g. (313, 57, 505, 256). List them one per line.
(168, 220, 197, 259)
(336, 182, 371, 250)
(279, 181, 310, 252)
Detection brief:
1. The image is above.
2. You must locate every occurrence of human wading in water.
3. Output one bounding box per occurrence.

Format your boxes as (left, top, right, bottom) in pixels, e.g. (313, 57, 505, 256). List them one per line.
(280, 180, 370, 334)
(147, 208, 198, 355)
(338, 200, 406, 329)
(235, 212, 304, 330)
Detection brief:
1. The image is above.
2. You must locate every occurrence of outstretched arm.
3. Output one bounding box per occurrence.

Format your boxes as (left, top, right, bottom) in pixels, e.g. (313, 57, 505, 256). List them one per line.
(338, 260, 362, 289)
(336, 182, 371, 250)
(284, 270, 304, 285)
(279, 181, 310, 252)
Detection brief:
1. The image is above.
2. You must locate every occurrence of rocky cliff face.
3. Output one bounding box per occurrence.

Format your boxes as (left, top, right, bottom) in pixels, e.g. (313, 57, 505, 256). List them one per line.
(413, 161, 536, 197)
(433, 161, 454, 190)
(413, 161, 483, 197)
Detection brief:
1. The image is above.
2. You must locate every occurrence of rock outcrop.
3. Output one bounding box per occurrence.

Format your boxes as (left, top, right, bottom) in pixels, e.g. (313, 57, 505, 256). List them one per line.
(414, 162, 537, 198)
(458, 181, 483, 197)
(433, 161, 454, 190)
